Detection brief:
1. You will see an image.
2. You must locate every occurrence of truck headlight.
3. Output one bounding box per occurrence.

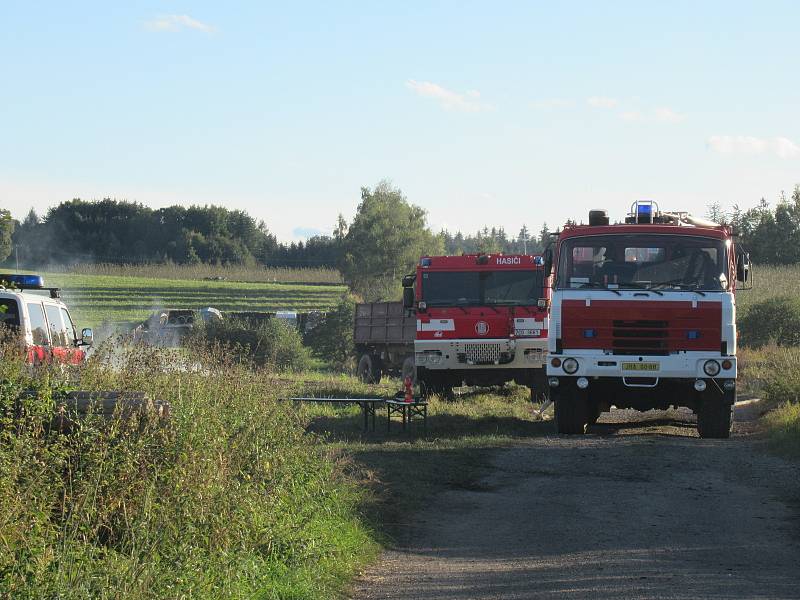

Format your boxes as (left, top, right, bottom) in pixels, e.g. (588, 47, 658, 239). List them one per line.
(562, 358, 579, 374)
(703, 360, 721, 377)
(418, 350, 442, 365)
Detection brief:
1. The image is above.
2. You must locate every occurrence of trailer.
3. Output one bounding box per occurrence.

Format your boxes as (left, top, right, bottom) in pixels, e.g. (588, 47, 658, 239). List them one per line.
(354, 301, 415, 383)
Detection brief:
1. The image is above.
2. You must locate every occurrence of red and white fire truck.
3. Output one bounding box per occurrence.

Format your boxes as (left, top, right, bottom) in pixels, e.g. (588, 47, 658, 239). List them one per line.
(545, 202, 751, 438)
(403, 253, 550, 397)
(0, 274, 93, 365)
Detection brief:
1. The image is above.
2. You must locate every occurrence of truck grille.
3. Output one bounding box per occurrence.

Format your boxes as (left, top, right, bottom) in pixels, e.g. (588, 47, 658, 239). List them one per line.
(460, 343, 502, 364)
(612, 320, 669, 355)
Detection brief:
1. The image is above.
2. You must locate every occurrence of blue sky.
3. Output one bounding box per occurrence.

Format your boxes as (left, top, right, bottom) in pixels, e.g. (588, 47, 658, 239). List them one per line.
(1, 1, 798, 241)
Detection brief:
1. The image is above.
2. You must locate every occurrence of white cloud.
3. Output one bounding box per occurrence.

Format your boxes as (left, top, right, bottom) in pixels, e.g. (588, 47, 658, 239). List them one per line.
(587, 96, 619, 109)
(617, 107, 684, 123)
(145, 14, 214, 33)
(653, 107, 685, 123)
(707, 135, 800, 159)
(619, 110, 644, 122)
(406, 80, 489, 112)
(773, 137, 800, 159)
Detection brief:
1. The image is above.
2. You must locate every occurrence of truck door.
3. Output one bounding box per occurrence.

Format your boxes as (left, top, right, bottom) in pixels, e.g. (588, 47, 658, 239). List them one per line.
(44, 304, 73, 364)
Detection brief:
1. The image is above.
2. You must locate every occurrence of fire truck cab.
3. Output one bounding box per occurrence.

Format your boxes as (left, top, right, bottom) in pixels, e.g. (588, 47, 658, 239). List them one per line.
(545, 203, 751, 438)
(404, 253, 550, 398)
(0, 274, 93, 365)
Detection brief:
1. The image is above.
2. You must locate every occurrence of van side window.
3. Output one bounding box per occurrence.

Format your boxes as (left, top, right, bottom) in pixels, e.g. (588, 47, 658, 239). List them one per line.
(0, 299, 20, 332)
(60, 308, 77, 343)
(44, 305, 69, 347)
(26, 302, 50, 345)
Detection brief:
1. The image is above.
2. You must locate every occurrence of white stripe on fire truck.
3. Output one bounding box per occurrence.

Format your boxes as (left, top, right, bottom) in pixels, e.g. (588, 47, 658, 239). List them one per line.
(417, 319, 456, 332)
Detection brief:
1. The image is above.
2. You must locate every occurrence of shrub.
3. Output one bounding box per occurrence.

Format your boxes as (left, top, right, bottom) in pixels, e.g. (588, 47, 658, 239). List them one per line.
(739, 295, 800, 348)
(191, 317, 312, 371)
(0, 340, 376, 597)
(304, 294, 357, 370)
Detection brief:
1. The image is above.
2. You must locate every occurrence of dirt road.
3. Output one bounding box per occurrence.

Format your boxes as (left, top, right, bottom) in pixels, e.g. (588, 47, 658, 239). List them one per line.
(351, 405, 800, 599)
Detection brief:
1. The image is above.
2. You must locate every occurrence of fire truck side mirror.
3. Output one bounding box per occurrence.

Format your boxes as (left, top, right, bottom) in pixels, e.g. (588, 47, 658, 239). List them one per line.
(402, 287, 415, 310)
(736, 253, 751, 283)
(543, 248, 553, 276)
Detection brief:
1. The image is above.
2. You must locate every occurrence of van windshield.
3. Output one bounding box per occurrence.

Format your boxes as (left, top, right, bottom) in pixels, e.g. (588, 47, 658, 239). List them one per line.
(556, 234, 728, 292)
(421, 270, 544, 306)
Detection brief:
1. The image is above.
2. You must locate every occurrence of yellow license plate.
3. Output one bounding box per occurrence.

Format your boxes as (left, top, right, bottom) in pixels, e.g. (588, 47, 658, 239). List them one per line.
(622, 362, 659, 371)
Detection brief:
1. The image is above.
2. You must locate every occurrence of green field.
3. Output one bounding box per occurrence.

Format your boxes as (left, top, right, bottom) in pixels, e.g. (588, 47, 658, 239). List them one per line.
(735, 264, 800, 316)
(42, 272, 347, 328)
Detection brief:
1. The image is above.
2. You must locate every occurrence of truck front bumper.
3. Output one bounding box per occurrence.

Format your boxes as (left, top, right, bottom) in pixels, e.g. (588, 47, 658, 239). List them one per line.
(546, 350, 736, 380)
(415, 337, 547, 370)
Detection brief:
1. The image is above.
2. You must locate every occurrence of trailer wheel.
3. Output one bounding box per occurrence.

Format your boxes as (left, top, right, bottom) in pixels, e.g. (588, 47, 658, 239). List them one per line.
(697, 391, 733, 439)
(553, 385, 588, 434)
(401, 357, 417, 386)
(356, 354, 382, 384)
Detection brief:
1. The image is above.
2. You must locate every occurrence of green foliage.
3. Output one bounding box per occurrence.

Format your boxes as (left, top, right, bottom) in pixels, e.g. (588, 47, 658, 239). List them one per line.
(725, 186, 800, 264)
(739, 296, 800, 348)
(338, 181, 443, 301)
(304, 294, 357, 369)
(193, 317, 312, 371)
(0, 208, 14, 263)
(9, 199, 342, 268)
(0, 342, 376, 598)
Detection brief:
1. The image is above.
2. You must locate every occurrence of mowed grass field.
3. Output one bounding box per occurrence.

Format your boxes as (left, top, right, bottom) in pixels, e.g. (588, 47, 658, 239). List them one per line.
(735, 264, 800, 316)
(41, 272, 346, 328)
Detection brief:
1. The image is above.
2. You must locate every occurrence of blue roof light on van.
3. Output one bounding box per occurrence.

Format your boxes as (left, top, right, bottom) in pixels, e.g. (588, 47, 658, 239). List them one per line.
(0, 274, 45, 288)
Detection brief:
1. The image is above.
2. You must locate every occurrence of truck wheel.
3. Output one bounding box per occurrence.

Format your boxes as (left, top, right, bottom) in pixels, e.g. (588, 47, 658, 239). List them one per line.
(697, 392, 733, 439)
(357, 354, 382, 384)
(401, 357, 417, 386)
(587, 397, 602, 426)
(553, 386, 588, 434)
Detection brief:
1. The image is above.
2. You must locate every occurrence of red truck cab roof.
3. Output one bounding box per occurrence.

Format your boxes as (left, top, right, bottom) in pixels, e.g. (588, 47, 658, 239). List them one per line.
(418, 253, 546, 271)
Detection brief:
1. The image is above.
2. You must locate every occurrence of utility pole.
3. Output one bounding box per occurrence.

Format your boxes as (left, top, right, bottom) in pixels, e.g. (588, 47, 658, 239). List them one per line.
(15, 245, 19, 270)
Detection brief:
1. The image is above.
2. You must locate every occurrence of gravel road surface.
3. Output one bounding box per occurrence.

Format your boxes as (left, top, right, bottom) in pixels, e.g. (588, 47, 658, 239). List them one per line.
(351, 404, 800, 599)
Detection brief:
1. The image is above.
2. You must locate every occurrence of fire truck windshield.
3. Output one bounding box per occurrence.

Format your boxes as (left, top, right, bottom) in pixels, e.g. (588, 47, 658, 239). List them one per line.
(556, 234, 728, 292)
(421, 270, 544, 307)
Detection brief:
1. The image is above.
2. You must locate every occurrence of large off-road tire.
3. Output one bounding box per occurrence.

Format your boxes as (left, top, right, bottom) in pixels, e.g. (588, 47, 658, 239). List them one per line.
(401, 356, 417, 386)
(697, 391, 733, 439)
(553, 385, 588, 434)
(356, 353, 382, 384)
(586, 400, 602, 426)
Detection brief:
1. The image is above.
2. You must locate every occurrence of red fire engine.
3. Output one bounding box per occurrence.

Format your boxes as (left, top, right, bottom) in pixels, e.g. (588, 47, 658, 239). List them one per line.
(545, 202, 751, 438)
(403, 254, 550, 398)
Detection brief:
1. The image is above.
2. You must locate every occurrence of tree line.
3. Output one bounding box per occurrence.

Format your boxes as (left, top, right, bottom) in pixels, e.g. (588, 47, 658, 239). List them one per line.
(708, 185, 800, 265)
